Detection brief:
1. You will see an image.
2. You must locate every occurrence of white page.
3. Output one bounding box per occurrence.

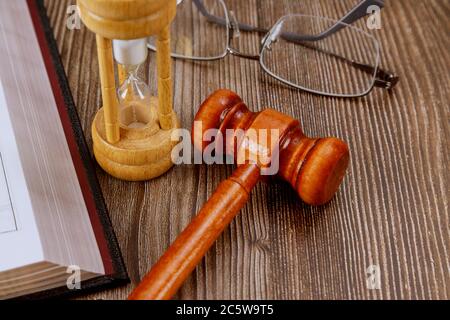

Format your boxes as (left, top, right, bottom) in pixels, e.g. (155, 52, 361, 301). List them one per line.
(0, 80, 44, 272)
(0, 0, 104, 276)
(0, 152, 16, 233)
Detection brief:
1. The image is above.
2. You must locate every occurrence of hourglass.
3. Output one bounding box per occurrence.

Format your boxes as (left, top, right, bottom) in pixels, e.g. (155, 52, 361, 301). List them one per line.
(77, 0, 179, 181)
(114, 39, 160, 132)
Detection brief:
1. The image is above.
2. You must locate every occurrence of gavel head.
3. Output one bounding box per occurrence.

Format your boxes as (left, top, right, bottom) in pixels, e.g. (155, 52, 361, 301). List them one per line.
(192, 89, 350, 206)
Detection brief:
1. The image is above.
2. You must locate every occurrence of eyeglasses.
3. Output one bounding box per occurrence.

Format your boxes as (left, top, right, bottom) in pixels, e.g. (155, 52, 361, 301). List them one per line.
(148, 0, 399, 98)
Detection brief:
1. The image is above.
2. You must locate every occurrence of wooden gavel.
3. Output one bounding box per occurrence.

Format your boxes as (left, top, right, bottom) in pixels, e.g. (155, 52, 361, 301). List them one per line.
(128, 89, 350, 300)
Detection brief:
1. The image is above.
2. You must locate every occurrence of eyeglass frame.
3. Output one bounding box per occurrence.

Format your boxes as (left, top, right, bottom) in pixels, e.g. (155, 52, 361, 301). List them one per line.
(149, 0, 399, 98)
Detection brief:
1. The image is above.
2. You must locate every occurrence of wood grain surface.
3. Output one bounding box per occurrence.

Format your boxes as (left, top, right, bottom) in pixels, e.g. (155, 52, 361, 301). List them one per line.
(43, 0, 449, 300)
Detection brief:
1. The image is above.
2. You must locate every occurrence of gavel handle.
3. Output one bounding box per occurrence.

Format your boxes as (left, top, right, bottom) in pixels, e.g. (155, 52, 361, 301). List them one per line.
(128, 163, 261, 300)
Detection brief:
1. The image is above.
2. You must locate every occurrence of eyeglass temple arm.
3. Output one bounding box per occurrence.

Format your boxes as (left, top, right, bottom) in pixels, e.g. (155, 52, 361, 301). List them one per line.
(292, 40, 399, 90)
(193, 0, 384, 39)
(297, 0, 385, 42)
(192, 0, 267, 33)
(352, 61, 399, 89)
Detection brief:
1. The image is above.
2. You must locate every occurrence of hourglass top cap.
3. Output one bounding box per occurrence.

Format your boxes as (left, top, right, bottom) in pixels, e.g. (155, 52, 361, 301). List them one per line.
(77, 0, 176, 39)
(192, 89, 350, 206)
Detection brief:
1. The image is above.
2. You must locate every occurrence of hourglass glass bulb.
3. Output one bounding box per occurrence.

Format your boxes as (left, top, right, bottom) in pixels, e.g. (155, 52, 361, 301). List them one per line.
(113, 39, 152, 129)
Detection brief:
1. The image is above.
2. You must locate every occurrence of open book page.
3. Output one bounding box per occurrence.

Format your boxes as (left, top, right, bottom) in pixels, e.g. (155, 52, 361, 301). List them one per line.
(0, 80, 44, 272)
(0, 0, 104, 276)
(0, 153, 17, 234)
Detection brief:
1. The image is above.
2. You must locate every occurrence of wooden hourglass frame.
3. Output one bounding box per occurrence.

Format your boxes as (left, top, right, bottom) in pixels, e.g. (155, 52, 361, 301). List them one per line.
(77, 0, 179, 181)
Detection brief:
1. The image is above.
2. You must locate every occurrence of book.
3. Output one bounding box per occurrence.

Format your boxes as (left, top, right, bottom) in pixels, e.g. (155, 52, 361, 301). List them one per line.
(0, 0, 128, 299)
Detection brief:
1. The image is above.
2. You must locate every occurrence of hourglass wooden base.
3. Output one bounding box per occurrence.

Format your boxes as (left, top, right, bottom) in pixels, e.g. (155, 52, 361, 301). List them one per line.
(92, 97, 180, 181)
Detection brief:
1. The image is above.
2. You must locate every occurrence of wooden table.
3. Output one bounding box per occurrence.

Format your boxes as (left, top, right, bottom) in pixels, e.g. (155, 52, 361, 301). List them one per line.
(44, 0, 449, 300)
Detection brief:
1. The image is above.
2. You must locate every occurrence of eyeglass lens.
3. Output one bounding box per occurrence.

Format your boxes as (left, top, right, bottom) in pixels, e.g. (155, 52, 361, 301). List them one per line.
(260, 15, 380, 97)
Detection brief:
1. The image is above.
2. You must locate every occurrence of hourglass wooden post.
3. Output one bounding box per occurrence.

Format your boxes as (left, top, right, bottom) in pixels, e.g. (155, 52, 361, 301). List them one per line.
(77, 0, 180, 181)
(156, 26, 174, 130)
(96, 35, 120, 144)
